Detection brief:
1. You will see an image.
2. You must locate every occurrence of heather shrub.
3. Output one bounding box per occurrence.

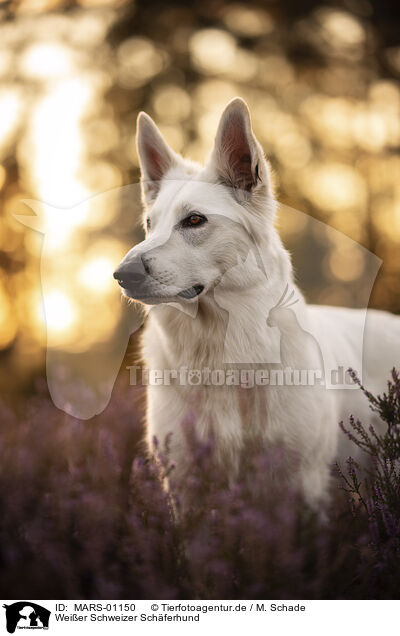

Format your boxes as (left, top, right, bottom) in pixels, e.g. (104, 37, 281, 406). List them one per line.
(0, 370, 399, 599)
(0, 379, 179, 599)
(337, 369, 400, 597)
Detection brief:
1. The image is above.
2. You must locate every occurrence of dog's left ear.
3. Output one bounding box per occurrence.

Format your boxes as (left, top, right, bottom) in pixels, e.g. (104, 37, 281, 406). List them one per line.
(209, 98, 270, 200)
(136, 112, 178, 205)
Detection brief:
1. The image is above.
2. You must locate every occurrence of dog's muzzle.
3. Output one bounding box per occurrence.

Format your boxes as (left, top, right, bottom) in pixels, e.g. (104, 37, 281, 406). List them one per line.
(114, 256, 205, 302)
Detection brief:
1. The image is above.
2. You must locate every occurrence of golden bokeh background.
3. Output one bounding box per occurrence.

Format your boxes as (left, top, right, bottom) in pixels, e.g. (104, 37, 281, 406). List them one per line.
(0, 0, 399, 403)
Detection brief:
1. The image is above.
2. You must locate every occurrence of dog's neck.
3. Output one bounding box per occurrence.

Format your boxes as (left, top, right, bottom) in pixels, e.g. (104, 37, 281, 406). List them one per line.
(145, 240, 294, 370)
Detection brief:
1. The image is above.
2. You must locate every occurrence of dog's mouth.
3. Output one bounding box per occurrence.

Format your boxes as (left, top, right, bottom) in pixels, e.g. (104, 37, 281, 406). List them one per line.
(121, 283, 205, 304)
(177, 284, 204, 299)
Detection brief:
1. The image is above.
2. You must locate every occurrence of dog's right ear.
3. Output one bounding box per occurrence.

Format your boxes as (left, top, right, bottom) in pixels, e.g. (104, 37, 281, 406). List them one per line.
(208, 98, 271, 202)
(136, 112, 177, 205)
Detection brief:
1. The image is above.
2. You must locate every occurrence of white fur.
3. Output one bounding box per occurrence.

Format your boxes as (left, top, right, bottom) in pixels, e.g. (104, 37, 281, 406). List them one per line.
(116, 98, 400, 508)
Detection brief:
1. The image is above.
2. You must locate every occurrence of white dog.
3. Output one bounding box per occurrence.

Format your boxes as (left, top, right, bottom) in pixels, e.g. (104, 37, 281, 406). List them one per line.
(114, 98, 400, 508)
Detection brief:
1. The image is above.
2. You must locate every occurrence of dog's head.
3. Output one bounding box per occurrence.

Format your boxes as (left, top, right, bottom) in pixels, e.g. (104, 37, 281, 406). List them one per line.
(114, 98, 276, 304)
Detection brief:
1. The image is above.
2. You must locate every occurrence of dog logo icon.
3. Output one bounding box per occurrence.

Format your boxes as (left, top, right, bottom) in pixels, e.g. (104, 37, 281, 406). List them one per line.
(3, 602, 50, 633)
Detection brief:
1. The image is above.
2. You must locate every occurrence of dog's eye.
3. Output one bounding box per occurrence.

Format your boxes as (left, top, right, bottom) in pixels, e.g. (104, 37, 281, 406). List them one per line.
(146, 217, 151, 231)
(181, 213, 207, 228)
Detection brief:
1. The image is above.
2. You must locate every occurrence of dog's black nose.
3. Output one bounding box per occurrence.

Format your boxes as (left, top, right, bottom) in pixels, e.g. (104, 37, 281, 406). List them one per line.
(113, 267, 125, 282)
(113, 257, 147, 289)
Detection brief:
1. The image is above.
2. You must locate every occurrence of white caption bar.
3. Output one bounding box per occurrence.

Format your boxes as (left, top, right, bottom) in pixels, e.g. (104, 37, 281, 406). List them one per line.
(1, 599, 395, 635)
